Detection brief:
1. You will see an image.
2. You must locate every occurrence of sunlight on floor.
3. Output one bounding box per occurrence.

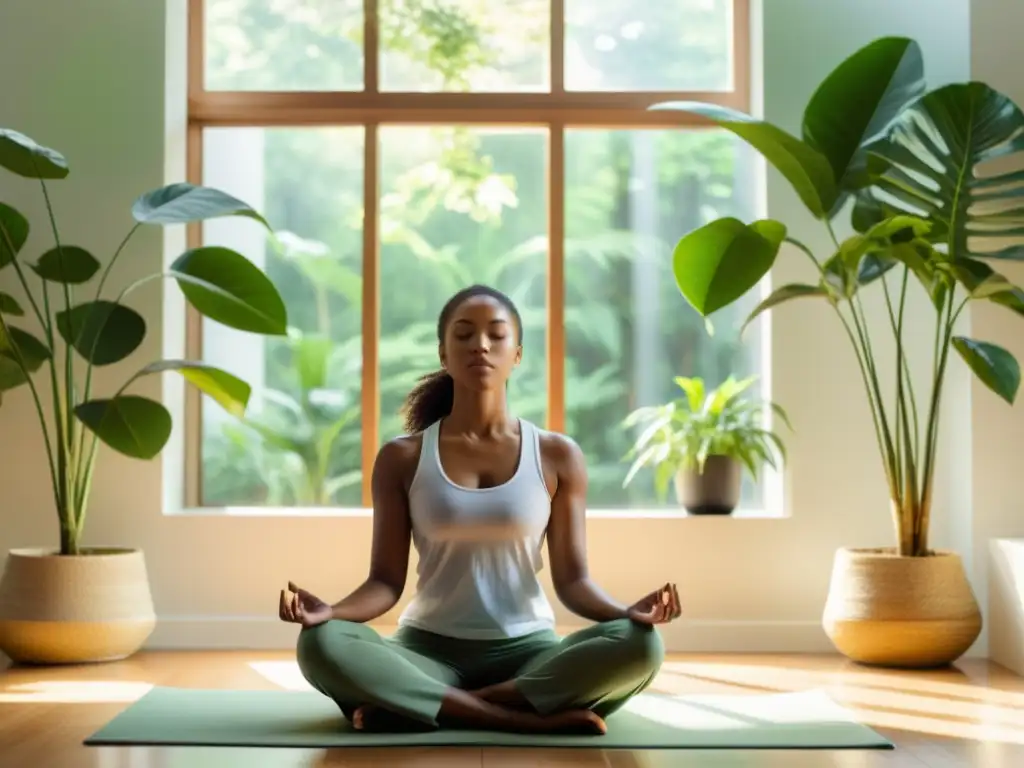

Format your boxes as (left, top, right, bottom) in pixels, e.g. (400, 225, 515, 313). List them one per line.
(0, 680, 153, 703)
(249, 661, 315, 691)
(624, 689, 853, 730)
(661, 660, 1024, 706)
(656, 661, 1024, 745)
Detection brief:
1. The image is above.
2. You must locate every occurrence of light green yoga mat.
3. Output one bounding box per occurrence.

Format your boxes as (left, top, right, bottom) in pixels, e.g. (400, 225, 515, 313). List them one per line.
(84, 687, 893, 750)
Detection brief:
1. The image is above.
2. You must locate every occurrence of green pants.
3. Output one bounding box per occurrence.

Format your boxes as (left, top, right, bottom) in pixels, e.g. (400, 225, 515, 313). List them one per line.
(296, 618, 664, 729)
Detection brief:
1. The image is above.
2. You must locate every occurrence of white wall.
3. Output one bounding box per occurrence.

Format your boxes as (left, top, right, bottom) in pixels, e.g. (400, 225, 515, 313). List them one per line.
(5, 0, 1015, 656)
(969, 0, 1024, 673)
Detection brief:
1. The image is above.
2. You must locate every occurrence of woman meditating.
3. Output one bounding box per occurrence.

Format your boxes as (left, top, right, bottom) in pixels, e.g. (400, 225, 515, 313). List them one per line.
(279, 284, 681, 735)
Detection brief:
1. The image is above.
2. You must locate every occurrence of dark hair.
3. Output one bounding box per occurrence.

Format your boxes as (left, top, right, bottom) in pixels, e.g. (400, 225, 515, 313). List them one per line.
(400, 284, 523, 434)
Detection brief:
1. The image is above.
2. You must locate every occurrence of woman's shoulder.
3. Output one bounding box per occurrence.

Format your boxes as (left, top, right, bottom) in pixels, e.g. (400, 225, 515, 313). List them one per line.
(530, 422, 585, 468)
(375, 432, 424, 479)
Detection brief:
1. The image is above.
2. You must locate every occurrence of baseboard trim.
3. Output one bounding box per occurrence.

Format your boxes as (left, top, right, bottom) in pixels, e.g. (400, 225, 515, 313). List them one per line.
(146, 616, 839, 654)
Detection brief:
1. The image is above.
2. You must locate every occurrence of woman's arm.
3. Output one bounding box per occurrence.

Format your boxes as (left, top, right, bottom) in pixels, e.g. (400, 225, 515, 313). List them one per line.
(327, 437, 414, 623)
(543, 433, 631, 623)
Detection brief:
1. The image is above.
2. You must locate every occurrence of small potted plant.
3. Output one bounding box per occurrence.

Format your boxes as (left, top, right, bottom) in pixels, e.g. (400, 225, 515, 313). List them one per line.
(622, 375, 790, 515)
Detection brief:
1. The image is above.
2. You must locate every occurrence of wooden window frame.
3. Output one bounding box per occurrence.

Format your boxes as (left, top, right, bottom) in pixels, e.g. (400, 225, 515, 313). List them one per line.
(183, 0, 752, 509)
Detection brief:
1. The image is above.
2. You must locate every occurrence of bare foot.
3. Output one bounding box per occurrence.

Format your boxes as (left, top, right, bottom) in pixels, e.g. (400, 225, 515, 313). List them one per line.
(352, 705, 430, 733)
(542, 710, 607, 735)
(472, 680, 532, 709)
(350, 708, 378, 729)
(434, 688, 607, 735)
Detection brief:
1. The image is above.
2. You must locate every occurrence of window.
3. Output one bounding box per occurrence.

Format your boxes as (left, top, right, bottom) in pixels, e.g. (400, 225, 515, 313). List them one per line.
(184, 0, 763, 512)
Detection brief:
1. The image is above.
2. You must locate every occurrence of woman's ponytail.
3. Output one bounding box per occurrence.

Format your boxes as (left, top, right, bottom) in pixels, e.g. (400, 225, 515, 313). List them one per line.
(400, 369, 455, 433)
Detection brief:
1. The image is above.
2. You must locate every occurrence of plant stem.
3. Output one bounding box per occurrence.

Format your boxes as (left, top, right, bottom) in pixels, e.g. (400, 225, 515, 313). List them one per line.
(825, 221, 899, 504)
(72, 226, 144, 505)
(896, 272, 919, 549)
(37, 177, 81, 540)
(0, 309, 62, 519)
(883, 268, 919, 555)
(0, 227, 47, 332)
(73, 447, 98, 541)
(36, 272, 75, 552)
(917, 287, 957, 556)
(852, 294, 899, 487)
(0, 220, 72, 549)
(94, 224, 140, 303)
(830, 302, 898, 500)
(881, 280, 904, 494)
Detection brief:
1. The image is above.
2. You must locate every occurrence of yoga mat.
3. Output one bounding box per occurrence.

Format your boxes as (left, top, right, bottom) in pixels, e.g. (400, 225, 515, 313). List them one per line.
(85, 688, 893, 750)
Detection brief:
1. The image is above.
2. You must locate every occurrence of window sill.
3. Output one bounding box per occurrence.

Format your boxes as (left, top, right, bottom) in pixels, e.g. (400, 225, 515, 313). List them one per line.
(167, 505, 786, 520)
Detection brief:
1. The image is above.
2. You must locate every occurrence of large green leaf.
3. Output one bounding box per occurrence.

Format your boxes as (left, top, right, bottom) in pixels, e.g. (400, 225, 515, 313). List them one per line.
(741, 283, 828, 335)
(0, 203, 29, 268)
(133, 183, 271, 230)
(0, 356, 27, 392)
(803, 37, 926, 214)
(948, 257, 1024, 314)
(32, 246, 100, 284)
(0, 325, 50, 396)
(952, 336, 1020, 404)
(818, 216, 940, 304)
(0, 325, 51, 372)
(821, 234, 876, 298)
(854, 82, 1024, 259)
(857, 253, 899, 286)
(56, 300, 146, 366)
(852, 216, 936, 289)
(170, 246, 288, 335)
(0, 292, 24, 316)
(74, 395, 172, 460)
(649, 103, 837, 218)
(671, 218, 787, 317)
(0, 128, 69, 179)
(134, 360, 251, 418)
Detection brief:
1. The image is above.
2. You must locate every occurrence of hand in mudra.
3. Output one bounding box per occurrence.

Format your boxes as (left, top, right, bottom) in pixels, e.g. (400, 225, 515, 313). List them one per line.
(627, 582, 682, 625)
(279, 581, 333, 628)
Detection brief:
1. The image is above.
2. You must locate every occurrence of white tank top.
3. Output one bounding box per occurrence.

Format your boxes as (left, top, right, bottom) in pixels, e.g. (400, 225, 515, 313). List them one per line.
(397, 417, 557, 639)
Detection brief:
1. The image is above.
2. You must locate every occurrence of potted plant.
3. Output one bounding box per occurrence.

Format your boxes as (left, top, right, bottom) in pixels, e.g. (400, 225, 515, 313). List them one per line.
(650, 37, 1024, 666)
(622, 375, 789, 515)
(0, 128, 288, 664)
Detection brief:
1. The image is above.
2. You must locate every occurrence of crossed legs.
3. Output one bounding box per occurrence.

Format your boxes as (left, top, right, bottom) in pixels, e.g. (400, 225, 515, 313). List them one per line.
(472, 618, 665, 717)
(296, 618, 664, 733)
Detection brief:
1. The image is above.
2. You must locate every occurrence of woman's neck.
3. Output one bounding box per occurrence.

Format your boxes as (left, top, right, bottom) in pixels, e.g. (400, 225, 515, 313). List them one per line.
(445, 387, 513, 437)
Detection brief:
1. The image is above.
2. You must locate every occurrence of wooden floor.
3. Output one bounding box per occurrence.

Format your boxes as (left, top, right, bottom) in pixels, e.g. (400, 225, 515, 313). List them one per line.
(2, 651, 1024, 767)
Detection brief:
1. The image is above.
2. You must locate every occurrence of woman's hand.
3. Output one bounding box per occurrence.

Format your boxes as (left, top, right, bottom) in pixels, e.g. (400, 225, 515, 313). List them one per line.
(279, 581, 333, 628)
(626, 582, 682, 626)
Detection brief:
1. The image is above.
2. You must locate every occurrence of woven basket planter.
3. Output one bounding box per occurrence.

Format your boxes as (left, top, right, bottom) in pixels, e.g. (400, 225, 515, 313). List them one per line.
(0, 548, 156, 665)
(822, 547, 982, 668)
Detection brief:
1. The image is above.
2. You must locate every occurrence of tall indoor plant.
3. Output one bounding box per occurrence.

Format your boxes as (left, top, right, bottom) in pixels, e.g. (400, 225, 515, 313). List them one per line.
(0, 128, 288, 663)
(651, 37, 1024, 666)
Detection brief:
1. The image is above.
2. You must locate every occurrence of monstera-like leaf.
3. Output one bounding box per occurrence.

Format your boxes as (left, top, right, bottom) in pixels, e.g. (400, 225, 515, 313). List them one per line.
(652, 37, 925, 222)
(853, 82, 1024, 260)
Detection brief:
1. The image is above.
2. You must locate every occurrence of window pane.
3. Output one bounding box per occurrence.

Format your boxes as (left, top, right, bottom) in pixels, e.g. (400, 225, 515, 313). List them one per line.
(563, 129, 763, 509)
(378, 127, 548, 444)
(204, 0, 364, 91)
(565, 0, 733, 92)
(378, 0, 549, 92)
(199, 127, 365, 507)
